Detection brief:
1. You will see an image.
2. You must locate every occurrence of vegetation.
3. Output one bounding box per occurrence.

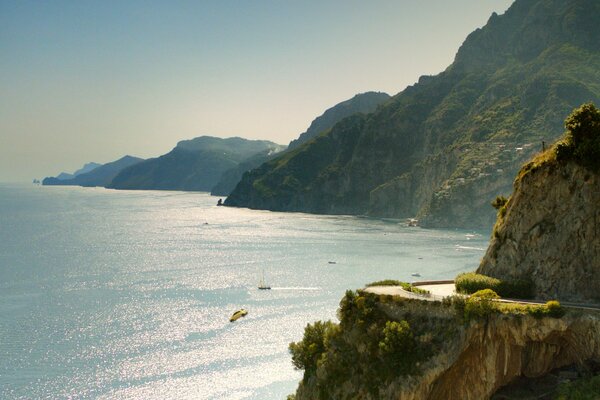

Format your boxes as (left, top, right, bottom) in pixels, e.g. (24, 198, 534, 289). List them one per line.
(463, 289, 500, 320)
(491, 195, 508, 210)
(225, 0, 600, 229)
(455, 272, 534, 299)
(109, 137, 284, 192)
(365, 280, 430, 295)
(289, 287, 567, 398)
(289, 320, 336, 373)
(461, 290, 565, 322)
(378, 320, 419, 374)
(556, 103, 600, 172)
(556, 374, 600, 400)
(288, 290, 459, 398)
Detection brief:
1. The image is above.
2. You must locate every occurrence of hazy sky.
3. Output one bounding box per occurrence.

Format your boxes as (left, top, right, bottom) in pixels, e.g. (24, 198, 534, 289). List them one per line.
(0, 0, 513, 181)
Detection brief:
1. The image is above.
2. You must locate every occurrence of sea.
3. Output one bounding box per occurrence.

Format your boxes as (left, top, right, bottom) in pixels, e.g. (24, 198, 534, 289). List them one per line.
(0, 184, 489, 399)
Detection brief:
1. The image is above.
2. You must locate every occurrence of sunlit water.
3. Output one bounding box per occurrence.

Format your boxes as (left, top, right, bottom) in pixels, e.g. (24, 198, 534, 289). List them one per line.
(0, 184, 489, 399)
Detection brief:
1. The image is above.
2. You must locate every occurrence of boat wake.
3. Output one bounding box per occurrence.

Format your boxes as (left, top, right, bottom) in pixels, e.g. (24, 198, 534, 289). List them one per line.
(270, 287, 320, 291)
(455, 245, 486, 251)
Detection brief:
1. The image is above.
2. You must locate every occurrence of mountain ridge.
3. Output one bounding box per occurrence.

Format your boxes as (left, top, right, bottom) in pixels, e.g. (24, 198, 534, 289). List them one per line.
(108, 136, 285, 192)
(225, 0, 600, 229)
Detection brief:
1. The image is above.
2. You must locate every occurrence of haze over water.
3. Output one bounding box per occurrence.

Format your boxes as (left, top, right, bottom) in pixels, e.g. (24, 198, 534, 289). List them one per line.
(0, 184, 488, 399)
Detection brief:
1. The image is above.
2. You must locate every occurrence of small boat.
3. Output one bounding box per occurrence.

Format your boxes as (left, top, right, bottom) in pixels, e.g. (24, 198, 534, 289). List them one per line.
(407, 218, 419, 227)
(258, 270, 271, 290)
(328, 261, 337, 264)
(230, 309, 248, 322)
(411, 272, 421, 277)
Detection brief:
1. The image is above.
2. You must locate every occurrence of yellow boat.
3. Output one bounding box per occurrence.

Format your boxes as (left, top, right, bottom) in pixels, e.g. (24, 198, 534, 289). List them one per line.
(229, 309, 248, 322)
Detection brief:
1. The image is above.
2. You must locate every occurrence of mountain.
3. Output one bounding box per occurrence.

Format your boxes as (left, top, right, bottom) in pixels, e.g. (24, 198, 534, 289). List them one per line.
(108, 136, 284, 192)
(288, 92, 391, 149)
(478, 103, 600, 303)
(53, 162, 102, 181)
(225, 0, 600, 229)
(210, 148, 284, 196)
(289, 106, 600, 400)
(72, 162, 102, 176)
(43, 156, 143, 187)
(210, 93, 388, 196)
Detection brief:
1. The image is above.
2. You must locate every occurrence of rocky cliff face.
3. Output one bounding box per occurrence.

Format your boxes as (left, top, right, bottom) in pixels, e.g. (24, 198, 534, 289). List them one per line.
(477, 159, 600, 302)
(411, 313, 600, 400)
(226, 0, 600, 229)
(292, 292, 600, 400)
(477, 101, 600, 303)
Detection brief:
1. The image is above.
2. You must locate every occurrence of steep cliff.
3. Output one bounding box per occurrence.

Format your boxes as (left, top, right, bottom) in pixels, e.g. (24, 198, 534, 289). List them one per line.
(226, 0, 600, 229)
(291, 292, 600, 400)
(478, 104, 600, 302)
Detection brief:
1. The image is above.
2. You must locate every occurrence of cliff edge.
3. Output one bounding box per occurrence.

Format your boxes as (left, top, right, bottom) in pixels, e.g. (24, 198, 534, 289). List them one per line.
(478, 103, 600, 303)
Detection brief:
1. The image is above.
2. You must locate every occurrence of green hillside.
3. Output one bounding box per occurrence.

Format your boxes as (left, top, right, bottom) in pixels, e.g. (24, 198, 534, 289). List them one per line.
(108, 136, 284, 192)
(225, 0, 600, 229)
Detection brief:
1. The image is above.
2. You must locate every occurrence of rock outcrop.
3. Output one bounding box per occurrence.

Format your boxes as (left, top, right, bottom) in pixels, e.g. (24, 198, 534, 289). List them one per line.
(409, 313, 600, 400)
(478, 148, 600, 303)
(292, 292, 600, 400)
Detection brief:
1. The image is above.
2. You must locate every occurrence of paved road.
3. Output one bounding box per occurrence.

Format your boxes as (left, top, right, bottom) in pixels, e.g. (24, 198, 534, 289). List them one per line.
(365, 283, 455, 301)
(365, 281, 600, 311)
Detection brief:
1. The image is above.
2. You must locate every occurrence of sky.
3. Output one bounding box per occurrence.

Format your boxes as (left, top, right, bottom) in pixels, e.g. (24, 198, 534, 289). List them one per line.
(0, 0, 513, 182)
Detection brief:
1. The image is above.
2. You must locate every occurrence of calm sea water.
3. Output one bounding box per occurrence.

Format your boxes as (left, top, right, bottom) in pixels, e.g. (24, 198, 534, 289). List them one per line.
(0, 184, 489, 399)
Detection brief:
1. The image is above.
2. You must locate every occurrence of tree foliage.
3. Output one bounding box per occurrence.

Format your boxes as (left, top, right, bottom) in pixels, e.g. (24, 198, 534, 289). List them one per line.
(557, 103, 600, 171)
(289, 320, 336, 373)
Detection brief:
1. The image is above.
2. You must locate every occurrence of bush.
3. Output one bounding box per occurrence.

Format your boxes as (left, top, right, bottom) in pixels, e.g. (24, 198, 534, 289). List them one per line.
(491, 195, 508, 210)
(289, 320, 337, 373)
(555, 140, 575, 162)
(455, 272, 534, 299)
(366, 279, 404, 287)
(528, 300, 565, 319)
(464, 289, 499, 320)
(470, 288, 500, 300)
(545, 300, 565, 318)
(378, 320, 419, 374)
(558, 103, 600, 171)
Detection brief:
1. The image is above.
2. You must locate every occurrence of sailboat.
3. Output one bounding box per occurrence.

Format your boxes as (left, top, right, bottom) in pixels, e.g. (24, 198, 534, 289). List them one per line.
(258, 270, 271, 290)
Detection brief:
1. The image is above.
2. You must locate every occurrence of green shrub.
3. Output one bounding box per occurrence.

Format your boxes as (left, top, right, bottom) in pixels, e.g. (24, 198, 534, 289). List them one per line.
(558, 103, 600, 171)
(555, 140, 575, 162)
(464, 289, 499, 320)
(366, 279, 403, 287)
(289, 320, 336, 373)
(545, 300, 565, 318)
(528, 300, 565, 319)
(378, 320, 419, 374)
(471, 289, 500, 300)
(456, 272, 501, 294)
(491, 195, 508, 210)
(455, 272, 534, 299)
